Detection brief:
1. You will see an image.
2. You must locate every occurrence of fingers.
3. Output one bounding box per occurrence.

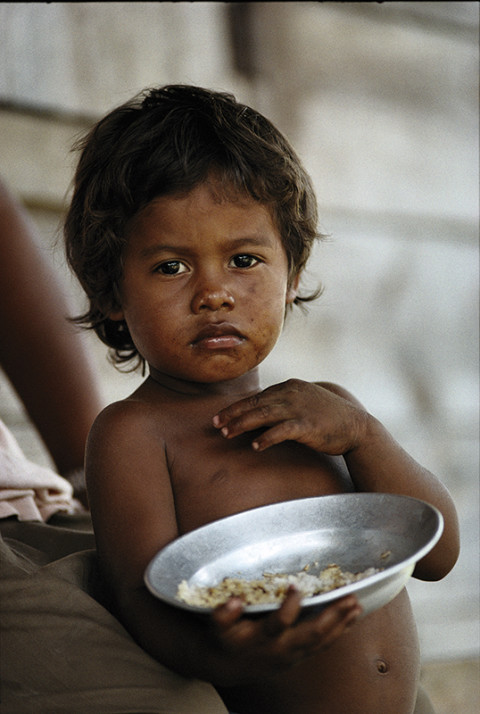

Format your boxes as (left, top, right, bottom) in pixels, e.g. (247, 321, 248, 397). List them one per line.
(305, 595, 363, 650)
(274, 595, 362, 668)
(250, 420, 303, 452)
(212, 589, 301, 645)
(213, 392, 281, 435)
(263, 586, 303, 636)
(212, 381, 305, 447)
(212, 391, 261, 428)
(213, 381, 300, 425)
(213, 379, 366, 455)
(212, 597, 245, 632)
(211, 589, 362, 670)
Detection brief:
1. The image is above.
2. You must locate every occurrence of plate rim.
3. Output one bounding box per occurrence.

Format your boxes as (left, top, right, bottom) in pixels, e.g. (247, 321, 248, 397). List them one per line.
(144, 493, 444, 615)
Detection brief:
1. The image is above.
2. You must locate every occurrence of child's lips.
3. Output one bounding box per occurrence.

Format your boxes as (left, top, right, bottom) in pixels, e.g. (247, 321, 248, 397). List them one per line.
(192, 323, 245, 350)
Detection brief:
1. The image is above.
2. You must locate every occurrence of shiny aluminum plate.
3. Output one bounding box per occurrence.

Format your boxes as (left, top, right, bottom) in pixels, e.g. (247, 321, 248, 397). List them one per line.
(145, 493, 443, 617)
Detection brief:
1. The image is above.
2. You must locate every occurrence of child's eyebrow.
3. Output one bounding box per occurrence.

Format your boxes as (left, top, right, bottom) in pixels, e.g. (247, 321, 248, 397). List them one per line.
(223, 235, 277, 250)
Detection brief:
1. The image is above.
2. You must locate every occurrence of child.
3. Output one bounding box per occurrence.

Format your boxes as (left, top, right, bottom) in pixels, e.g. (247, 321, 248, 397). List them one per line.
(64, 84, 459, 714)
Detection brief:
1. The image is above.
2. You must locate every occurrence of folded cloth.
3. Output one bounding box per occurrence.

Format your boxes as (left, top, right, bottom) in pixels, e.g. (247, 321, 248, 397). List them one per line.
(0, 418, 85, 522)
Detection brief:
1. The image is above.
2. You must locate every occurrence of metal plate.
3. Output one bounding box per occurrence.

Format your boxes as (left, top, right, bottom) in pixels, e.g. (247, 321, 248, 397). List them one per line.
(144, 493, 443, 617)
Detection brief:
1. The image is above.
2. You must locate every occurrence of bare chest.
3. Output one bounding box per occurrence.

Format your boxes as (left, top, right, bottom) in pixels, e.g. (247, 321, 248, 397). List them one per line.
(165, 416, 352, 533)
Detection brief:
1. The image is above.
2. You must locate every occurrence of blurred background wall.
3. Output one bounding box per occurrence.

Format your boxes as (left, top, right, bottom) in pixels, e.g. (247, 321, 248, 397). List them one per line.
(0, 0, 478, 703)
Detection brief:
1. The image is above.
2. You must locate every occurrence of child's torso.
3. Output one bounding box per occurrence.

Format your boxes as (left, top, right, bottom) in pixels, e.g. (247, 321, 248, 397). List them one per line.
(140, 386, 420, 713)
(167, 409, 353, 532)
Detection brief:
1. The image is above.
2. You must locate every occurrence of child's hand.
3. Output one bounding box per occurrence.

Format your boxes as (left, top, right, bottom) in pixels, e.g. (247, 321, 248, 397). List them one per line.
(211, 588, 361, 679)
(213, 379, 367, 456)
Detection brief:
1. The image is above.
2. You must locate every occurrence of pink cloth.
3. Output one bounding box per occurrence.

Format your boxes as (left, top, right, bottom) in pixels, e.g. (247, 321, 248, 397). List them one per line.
(0, 419, 84, 521)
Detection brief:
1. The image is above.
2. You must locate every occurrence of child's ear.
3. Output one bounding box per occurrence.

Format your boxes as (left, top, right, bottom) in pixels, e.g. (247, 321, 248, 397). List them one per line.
(286, 273, 301, 304)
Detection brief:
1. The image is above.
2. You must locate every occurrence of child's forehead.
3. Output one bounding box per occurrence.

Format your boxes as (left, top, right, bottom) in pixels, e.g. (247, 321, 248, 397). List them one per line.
(135, 179, 274, 224)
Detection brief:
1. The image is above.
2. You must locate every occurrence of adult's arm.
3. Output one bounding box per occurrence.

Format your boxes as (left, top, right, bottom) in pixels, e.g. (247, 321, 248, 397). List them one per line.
(0, 178, 104, 480)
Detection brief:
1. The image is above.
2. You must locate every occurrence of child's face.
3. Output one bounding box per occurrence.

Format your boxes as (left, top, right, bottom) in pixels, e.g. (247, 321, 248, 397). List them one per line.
(111, 181, 298, 384)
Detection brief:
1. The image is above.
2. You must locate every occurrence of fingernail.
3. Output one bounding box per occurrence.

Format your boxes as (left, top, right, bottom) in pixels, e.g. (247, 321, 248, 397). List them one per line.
(221, 427, 229, 437)
(212, 415, 220, 427)
(252, 441, 260, 451)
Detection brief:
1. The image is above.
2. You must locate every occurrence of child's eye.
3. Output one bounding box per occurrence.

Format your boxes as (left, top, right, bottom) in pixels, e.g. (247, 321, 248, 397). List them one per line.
(155, 260, 188, 275)
(229, 254, 260, 269)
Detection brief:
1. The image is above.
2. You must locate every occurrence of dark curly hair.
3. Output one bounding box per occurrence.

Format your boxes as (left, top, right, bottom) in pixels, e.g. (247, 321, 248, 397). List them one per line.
(64, 84, 323, 371)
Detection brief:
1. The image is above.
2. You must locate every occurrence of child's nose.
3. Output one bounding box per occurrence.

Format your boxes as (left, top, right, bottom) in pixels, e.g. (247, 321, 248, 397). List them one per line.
(191, 281, 235, 313)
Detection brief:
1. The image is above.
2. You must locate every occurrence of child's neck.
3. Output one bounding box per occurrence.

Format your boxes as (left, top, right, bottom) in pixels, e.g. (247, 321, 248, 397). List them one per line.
(147, 366, 261, 398)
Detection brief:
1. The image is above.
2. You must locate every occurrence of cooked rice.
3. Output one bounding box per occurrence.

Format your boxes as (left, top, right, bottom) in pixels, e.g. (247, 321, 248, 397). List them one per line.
(177, 563, 381, 608)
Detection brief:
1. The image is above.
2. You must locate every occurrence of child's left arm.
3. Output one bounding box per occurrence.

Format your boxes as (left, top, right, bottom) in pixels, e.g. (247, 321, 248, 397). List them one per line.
(213, 379, 460, 581)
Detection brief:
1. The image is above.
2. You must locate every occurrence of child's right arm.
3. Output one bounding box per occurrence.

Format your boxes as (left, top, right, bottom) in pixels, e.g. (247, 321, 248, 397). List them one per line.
(86, 400, 361, 686)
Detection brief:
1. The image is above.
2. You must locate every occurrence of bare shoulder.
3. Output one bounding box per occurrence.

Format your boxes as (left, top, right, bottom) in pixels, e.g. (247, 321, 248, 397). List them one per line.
(315, 381, 366, 409)
(86, 396, 178, 589)
(90, 394, 159, 431)
(86, 396, 170, 501)
(87, 395, 165, 456)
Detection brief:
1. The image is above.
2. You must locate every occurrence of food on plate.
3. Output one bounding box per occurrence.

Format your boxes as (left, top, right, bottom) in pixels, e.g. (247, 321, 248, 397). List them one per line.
(176, 563, 381, 608)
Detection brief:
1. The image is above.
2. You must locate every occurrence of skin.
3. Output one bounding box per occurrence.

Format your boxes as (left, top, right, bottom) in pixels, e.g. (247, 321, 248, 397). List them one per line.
(0, 178, 104, 502)
(86, 180, 459, 714)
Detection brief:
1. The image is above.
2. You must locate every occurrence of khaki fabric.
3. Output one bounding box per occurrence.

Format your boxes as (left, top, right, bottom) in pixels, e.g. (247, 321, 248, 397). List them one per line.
(0, 517, 228, 714)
